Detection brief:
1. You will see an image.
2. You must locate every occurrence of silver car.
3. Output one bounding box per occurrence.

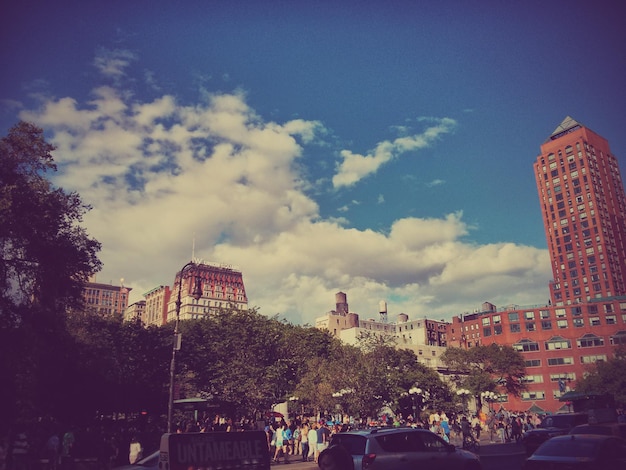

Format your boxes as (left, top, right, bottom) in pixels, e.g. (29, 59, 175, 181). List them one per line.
(329, 427, 482, 470)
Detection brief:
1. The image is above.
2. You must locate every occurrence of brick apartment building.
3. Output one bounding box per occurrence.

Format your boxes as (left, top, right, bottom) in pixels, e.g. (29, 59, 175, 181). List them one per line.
(83, 277, 131, 317)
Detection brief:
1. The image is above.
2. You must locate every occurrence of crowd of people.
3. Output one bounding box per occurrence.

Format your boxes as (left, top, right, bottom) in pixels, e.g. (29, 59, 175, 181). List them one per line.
(264, 417, 346, 465)
(0, 417, 163, 470)
(8, 406, 620, 470)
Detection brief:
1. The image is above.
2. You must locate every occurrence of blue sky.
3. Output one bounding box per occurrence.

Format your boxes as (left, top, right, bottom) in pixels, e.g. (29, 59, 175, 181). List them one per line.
(2, 0, 625, 324)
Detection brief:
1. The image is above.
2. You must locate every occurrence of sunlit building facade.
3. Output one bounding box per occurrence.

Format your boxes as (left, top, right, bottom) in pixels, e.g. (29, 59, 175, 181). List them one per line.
(165, 261, 248, 322)
(82, 277, 131, 318)
(448, 118, 626, 412)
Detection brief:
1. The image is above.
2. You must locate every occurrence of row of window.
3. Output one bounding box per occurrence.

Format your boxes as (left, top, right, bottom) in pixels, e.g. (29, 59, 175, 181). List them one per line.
(477, 303, 625, 327)
(524, 355, 608, 367)
(522, 372, 576, 384)
(471, 315, 626, 340)
(513, 333, 626, 352)
(520, 390, 572, 401)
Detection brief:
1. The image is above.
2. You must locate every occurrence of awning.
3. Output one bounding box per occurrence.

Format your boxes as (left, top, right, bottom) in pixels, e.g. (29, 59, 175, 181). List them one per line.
(526, 402, 545, 413)
(558, 391, 597, 402)
(174, 398, 219, 411)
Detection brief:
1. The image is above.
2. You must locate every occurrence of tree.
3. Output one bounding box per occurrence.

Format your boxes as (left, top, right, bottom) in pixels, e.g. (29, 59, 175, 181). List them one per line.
(0, 121, 102, 427)
(441, 344, 527, 401)
(575, 347, 626, 408)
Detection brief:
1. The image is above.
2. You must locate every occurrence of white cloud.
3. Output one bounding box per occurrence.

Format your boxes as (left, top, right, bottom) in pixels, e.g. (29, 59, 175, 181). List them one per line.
(19, 74, 550, 325)
(93, 48, 137, 79)
(332, 118, 456, 188)
(426, 179, 445, 187)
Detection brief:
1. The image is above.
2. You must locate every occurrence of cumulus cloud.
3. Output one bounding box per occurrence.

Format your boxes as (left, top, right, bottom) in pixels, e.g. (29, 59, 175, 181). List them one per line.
(332, 118, 456, 188)
(18, 54, 551, 325)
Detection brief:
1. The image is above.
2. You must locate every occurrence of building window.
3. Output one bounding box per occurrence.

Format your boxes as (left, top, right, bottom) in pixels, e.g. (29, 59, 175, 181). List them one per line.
(550, 373, 575, 383)
(606, 315, 617, 324)
(557, 319, 568, 329)
(513, 339, 540, 352)
(526, 322, 537, 332)
(609, 331, 626, 345)
(573, 318, 584, 327)
(482, 317, 491, 326)
(522, 375, 544, 384)
(580, 355, 607, 364)
(493, 315, 501, 324)
(571, 306, 583, 316)
(541, 320, 553, 330)
(494, 325, 503, 335)
(547, 357, 574, 366)
(540, 310, 551, 319)
(525, 311, 535, 320)
(588, 305, 598, 315)
(510, 324, 521, 333)
(525, 359, 541, 367)
(555, 308, 567, 318)
(545, 336, 572, 350)
(576, 334, 604, 348)
(521, 391, 546, 401)
(590, 317, 601, 326)
(509, 312, 519, 322)
(483, 327, 491, 337)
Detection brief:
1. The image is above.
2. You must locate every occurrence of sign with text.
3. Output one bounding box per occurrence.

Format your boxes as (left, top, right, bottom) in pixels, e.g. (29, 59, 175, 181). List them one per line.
(160, 432, 269, 470)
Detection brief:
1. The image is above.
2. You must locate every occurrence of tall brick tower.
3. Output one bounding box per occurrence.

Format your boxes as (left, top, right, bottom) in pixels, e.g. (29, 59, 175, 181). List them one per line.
(534, 116, 626, 305)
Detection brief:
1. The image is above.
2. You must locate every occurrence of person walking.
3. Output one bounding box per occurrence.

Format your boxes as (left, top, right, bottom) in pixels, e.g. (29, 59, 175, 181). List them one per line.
(128, 436, 142, 465)
(307, 424, 318, 463)
(300, 423, 309, 462)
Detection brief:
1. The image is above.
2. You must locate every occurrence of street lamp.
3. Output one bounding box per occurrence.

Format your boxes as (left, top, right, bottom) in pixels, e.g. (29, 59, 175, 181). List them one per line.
(288, 396, 300, 419)
(409, 387, 429, 424)
(167, 261, 203, 433)
(456, 388, 471, 415)
(332, 388, 354, 423)
(480, 391, 499, 413)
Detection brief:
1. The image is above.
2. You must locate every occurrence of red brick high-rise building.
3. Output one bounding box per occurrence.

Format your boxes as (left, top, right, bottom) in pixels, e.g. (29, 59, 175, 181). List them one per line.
(536, 116, 626, 305)
(449, 118, 626, 413)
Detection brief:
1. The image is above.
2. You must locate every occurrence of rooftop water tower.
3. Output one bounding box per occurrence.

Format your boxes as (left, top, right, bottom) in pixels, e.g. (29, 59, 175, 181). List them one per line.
(379, 300, 387, 323)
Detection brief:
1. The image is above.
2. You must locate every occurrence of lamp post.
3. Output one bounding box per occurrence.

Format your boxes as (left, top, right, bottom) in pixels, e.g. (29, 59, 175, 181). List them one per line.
(332, 388, 354, 424)
(480, 391, 498, 413)
(409, 387, 429, 424)
(288, 396, 300, 419)
(456, 388, 471, 415)
(167, 261, 203, 433)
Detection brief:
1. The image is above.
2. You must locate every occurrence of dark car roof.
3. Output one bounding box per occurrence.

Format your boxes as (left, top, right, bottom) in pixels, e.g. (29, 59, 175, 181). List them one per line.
(532, 434, 620, 458)
(539, 413, 588, 428)
(330, 427, 443, 455)
(569, 423, 626, 439)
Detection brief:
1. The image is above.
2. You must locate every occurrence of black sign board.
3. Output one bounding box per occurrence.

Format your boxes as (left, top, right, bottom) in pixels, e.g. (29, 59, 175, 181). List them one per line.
(159, 432, 270, 470)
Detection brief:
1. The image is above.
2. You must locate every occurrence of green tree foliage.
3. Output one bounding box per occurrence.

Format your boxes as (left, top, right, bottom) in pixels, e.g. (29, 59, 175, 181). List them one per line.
(0, 121, 102, 319)
(294, 338, 452, 421)
(575, 347, 626, 408)
(441, 344, 526, 398)
(65, 310, 172, 418)
(175, 308, 338, 419)
(0, 122, 102, 428)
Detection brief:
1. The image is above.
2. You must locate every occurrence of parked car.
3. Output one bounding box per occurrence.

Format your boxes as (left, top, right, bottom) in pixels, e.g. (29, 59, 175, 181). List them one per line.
(328, 427, 482, 470)
(113, 450, 159, 470)
(569, 422, 626, 439)
(523, 434, 626, 469)
(522, 412, 588, 455)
